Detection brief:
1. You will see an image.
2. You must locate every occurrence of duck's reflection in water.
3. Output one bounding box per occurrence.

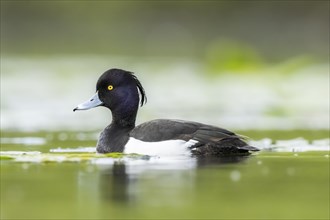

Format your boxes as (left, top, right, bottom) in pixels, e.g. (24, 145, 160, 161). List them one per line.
(99, 163, 132, 203)
(95, 155, 251, 205)
(196, 155, 251, 167)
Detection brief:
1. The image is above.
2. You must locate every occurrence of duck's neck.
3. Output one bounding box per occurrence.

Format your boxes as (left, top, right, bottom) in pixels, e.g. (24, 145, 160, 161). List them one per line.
(96, 108, 137, 153)
(111, 109, 137, 128)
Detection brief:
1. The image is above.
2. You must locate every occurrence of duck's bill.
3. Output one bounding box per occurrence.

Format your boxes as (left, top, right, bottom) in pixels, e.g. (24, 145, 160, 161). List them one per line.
(73, 92, 103, 111)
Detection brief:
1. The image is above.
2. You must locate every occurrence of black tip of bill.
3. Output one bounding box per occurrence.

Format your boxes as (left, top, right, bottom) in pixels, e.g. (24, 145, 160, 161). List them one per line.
(73, 92, 103, 113)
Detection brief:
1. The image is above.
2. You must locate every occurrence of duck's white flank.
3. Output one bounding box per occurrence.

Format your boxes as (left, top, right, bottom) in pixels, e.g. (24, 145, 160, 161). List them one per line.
(123, 137, 198, 156)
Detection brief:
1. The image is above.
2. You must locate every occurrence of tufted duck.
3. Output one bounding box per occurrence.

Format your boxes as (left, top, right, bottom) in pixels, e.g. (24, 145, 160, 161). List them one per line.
(73, 69, 258, 156)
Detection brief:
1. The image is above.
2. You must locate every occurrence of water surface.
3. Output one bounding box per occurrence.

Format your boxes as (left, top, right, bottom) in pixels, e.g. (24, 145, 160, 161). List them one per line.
(1, 130, 329, 219)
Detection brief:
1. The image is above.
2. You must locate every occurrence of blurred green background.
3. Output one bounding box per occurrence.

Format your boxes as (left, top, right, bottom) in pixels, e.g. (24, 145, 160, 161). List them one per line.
(1, 0, 329, 130)
(1, 0, 329, 61)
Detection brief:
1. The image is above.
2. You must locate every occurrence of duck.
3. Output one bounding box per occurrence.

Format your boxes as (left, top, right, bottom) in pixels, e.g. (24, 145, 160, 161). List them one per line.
(73, 68, 259, 156)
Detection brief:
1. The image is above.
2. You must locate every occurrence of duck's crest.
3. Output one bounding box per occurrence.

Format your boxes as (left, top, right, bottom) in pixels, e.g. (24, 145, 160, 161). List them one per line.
(130, 72, 147, 107)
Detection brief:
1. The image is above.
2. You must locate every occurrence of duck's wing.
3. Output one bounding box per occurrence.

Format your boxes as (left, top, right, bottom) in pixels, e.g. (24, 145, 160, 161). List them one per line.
(130, 119, 258, 155)
(130, 119, 231, 141)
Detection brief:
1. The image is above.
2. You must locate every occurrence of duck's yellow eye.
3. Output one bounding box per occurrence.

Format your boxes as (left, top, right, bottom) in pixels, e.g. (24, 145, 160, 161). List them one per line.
(107, 85, 114, 91)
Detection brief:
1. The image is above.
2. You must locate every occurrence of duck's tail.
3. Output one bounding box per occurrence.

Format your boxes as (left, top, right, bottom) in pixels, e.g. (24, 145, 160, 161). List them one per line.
(237, 145, 260, 152)
(191, 137, 259, 156)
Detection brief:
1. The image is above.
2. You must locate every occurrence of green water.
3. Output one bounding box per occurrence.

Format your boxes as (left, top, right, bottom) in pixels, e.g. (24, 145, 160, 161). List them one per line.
(1, 130, 329, 219)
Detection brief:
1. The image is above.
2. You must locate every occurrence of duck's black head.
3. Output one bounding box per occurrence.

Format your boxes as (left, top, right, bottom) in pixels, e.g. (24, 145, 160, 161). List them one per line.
(74, 68, 147, 125)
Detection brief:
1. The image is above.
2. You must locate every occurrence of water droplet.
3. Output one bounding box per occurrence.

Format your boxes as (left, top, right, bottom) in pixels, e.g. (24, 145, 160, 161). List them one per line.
(21, 163, 29, 170)
(261, 167, 269, 176)
(76, 133, 87, 140)
(58, 133, 68, 141)
(230, 170, 241, 182)
(286, 167, 295, 176)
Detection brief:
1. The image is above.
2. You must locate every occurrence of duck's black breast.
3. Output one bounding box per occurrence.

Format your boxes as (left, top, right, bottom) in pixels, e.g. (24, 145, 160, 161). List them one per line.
(129, 119, 258, 156)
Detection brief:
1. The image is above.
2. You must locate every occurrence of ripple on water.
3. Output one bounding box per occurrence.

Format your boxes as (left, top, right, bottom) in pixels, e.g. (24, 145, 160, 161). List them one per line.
(249, 138, 329, 152)
(1, 136, 328, 166)
(50, 147, 96, 153)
